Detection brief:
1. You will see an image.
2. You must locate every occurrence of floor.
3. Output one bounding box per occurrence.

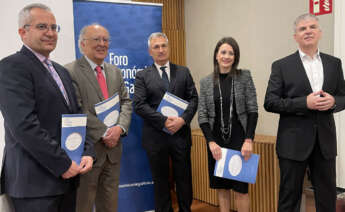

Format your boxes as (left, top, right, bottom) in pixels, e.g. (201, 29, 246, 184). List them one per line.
(187, 199, 219, 212)
(171, 190, 345, 212)
(171, 191, 219, 212)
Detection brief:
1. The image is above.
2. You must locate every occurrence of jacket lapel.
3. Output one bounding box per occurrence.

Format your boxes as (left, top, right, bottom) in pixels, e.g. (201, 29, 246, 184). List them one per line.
(320, 53, 330, 91)
(21, 46, 72, 110)
(169, 63, 177, 92)
(104, 63, 116, 97)
(293, 51, 313, 94)
(52, 63, 73, 110)
(79, 56, 104, 100)
(151, 64, 167, 92)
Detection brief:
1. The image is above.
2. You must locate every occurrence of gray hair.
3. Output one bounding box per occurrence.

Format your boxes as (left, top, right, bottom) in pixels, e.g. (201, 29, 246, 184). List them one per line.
(78, 23, 109, 54)
(18, 3, 51, 28)
(147, 32, 168, 48)
(294, 13, 320, 32)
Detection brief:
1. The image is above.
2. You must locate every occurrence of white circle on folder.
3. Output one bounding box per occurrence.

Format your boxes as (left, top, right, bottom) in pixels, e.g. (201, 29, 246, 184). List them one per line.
(104, 111, 119, 127)
(228, 155, 242, 176)
(65, 133, 82, 151)
(161, 106, 178, 117)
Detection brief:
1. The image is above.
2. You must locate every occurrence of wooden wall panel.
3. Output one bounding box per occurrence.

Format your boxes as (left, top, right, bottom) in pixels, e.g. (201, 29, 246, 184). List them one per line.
(132, 0, 186, 65)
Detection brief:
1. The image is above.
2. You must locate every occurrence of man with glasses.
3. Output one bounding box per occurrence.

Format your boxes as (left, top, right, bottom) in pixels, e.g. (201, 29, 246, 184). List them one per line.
(65, 24, 132, 212)
(0, 3, 94, 212)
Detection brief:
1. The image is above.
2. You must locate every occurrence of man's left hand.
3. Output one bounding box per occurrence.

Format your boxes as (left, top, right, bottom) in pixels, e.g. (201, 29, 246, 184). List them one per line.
(103, 125, 122, 148)
(165, 117, 185, 134)
(79, 156, 93, 174)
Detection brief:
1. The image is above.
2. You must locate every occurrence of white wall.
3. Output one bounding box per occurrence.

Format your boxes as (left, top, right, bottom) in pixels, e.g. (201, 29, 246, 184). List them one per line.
(334, 0, 345, 188)
(0, 1, 76, 61)
(0, 0, 76, 210)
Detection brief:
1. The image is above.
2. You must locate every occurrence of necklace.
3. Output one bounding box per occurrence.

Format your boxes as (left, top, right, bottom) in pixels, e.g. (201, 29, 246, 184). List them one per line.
(218, 76, 234, 142)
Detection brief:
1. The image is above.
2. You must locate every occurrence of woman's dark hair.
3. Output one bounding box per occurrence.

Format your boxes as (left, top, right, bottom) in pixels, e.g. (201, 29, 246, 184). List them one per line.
(213, 37, 241, 82)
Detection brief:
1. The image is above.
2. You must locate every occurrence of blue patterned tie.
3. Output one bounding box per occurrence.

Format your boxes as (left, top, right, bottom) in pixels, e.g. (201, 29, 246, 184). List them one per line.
(160, 66, 169, 91)
(45, 59, 70, 105)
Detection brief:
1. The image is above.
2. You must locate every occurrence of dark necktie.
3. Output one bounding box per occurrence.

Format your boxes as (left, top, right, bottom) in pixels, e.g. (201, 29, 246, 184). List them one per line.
(95, 66, 109, 99)
(160, 66, 169, 91)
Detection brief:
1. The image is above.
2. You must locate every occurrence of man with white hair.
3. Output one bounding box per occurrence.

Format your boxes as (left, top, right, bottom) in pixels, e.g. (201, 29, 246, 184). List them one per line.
(65, 23, 132, 212)
(264, 13, 345, 212)
(0, 3, 94, 212)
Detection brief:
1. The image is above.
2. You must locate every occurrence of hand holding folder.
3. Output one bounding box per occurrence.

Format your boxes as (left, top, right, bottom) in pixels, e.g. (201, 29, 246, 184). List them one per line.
(95, 93, 120, 128)
(214, 148, 260, 184)
(157, 92, 189, 134)
(61, 114, 87, 165)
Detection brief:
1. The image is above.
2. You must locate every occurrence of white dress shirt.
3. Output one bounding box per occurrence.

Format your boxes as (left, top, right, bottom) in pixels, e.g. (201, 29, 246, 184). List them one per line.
(299, 49, 324, 92)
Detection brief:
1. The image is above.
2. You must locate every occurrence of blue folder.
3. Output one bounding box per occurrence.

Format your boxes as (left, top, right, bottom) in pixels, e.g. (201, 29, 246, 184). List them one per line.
(214, 148, 260, 184)
(156, 92, 189, 134)
(95, 93, 120, 128)
(61, 114, 87, 165)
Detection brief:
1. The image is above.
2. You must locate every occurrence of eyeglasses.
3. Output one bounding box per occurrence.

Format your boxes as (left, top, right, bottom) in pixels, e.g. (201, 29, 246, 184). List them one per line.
(83, 37, 111, 44)
(24, 23, 61, 33)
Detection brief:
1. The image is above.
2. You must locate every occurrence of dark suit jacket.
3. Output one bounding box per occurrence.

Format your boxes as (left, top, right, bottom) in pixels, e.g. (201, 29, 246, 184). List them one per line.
(133, 63, 198, 150)
(0, 46, 94, 198)
(65, 56, 132, 167)
(264, 51, 345, 161)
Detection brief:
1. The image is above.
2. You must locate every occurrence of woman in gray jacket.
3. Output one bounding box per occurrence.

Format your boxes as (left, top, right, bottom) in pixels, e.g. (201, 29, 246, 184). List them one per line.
(198, 37, 258, 212)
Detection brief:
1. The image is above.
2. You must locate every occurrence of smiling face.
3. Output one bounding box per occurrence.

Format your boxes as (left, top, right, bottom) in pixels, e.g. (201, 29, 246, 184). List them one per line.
(149, 36, 170, 66)
(216, 43, 235, 73)
(294, 18, 322, 51)
(19, 8, 57, 57)
(81, 25, 110, 65)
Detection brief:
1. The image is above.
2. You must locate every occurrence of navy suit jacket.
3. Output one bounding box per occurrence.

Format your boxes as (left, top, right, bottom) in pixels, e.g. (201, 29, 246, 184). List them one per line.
(264, 51, 345, 161)
(0, 46, 94, 198)
(133, 63, 198, 151)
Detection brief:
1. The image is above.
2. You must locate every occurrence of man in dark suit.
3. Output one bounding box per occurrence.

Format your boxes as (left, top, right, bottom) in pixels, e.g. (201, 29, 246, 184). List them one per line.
(65, 24, 132, 212)
(264, 13, 345, 212)
(0, 3, 94, 212)
(133, 32, 198, 212)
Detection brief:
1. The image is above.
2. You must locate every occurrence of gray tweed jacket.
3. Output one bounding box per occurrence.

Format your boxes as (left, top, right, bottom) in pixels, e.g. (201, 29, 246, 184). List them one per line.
(198, 70, 258, 133)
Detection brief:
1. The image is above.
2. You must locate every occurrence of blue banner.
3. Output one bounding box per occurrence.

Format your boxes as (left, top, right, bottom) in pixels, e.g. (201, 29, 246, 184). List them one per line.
(73, 1, 162, 211)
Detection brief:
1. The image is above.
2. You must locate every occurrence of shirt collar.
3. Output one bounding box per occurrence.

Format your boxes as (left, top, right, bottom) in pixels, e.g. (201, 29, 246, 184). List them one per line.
(24, 44, 49, 63)
(155, 61, 170, 71)
(84, 56, 104, 71)
(298, 48, 321, 60)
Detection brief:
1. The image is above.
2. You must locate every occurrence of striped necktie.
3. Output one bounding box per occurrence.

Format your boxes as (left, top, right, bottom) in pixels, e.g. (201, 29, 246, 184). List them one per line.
(44, 59, 70, 105)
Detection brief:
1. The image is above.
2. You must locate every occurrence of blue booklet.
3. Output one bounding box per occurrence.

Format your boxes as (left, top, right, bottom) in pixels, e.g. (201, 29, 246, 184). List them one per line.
(61, 114, 87, 165)
(156, 92, 189, 134)
(214, 148, 260, 184)
(95, 93, 120, 128)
